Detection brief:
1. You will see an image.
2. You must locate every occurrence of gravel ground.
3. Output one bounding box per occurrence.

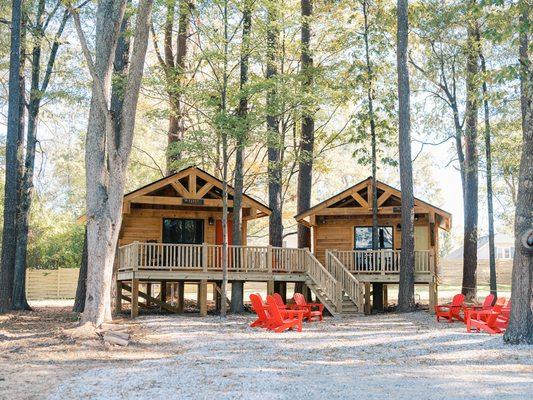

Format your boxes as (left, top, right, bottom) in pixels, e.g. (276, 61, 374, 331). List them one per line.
(46, 312, 532, 400)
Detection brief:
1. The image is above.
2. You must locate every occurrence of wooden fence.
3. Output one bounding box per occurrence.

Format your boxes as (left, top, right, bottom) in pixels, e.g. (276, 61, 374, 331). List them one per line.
(25, 268, 79, 300)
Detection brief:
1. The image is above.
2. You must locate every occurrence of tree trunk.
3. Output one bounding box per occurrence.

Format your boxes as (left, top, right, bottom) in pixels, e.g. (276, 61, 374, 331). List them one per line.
(219, 0, 230, 318)
(478, 39, 497, 298)
(266, 3, 283, 248)
(461, 9, 479, 302)
(296, 0, 314, 250)
(166, 0, 193, 174)
(75, 0, 153, 327)
(0, 0, 24, 313)
(362, 0, 379, 251)
(396, 0, 415, 312)
(230, 0, 252, 314)
(504, 2, 533, 345)
(13, 2, 70, 310)
(73, 228, 88, 313)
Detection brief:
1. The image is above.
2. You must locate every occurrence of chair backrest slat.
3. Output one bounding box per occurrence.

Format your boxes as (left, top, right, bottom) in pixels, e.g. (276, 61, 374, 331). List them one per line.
(482, 294, 496, 309)
(451, 293, 465, 307)
(293, 292, 307, 307)
(250, 293, 269, 321)
(273, 293, 285, 309)
(267, 295, 284, 325)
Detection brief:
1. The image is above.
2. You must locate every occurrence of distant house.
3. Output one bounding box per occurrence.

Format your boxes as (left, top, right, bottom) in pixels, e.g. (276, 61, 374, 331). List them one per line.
(443, 233, 515, 261)
(441, 233, 514, 286)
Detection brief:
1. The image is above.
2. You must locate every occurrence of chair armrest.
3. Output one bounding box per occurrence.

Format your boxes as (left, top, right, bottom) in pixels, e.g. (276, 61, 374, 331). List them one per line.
(469, 309, 497, 320)
(281, 309, 306, 319)
(307, 302, 324, 311)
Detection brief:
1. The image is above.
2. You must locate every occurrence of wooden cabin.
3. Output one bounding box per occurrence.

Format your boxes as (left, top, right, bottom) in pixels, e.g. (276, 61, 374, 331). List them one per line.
(116, 166, 273, 317)
(295, 177, 452, 313)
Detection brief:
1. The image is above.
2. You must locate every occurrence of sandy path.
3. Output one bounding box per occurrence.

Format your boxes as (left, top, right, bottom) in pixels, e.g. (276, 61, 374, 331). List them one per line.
(38, 312, 533, 400)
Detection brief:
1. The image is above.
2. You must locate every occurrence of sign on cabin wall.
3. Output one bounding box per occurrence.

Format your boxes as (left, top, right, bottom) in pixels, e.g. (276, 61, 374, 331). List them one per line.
(182, 198, 205, 205)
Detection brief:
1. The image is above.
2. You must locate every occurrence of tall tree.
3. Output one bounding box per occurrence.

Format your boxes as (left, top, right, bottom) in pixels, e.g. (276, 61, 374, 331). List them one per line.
(219, 0, 230, 318)
(266, 0, 283, 249)
(504, 1, 532, 345)
(461, 1, 480, 301)
(0, 0, 24, 313)
(478, 32, 497, 297)
(396, 0, 415, 312)
(296, 0, 314, 250)
(231, 0, 253, 314)
(361, 0, 379, 251)
(153, 0, 194, 174)
(72, 0, 153, 326)
(13, 0, 74, 310)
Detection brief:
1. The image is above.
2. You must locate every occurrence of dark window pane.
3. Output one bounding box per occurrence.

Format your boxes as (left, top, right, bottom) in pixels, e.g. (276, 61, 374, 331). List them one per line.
(163, 218, 204, 244)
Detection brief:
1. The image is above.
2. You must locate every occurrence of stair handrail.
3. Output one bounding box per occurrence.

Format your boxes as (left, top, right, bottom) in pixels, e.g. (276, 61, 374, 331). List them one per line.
(304, 249, 343, 312)
(326, 250, 363, 312)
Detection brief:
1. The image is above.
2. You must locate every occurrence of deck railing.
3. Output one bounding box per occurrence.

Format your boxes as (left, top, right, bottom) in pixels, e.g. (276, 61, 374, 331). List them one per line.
(305, 250, 342, 311)
(330, 249, 433, 275)
(118, 242, 308, 274)
(326, 250, 363, 311)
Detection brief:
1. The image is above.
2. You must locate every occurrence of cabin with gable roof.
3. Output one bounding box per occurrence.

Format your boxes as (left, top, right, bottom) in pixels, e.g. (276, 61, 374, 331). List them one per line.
(294, 177, 452, 313)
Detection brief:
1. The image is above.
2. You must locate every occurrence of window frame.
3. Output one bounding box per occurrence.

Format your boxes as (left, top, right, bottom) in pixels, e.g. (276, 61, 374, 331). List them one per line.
(354, 226, 394, 250)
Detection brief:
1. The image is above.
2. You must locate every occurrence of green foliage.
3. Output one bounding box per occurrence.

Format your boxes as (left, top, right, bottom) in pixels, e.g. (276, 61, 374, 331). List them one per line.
(25, 209, 85, 270)
(0, 0, 524, 260)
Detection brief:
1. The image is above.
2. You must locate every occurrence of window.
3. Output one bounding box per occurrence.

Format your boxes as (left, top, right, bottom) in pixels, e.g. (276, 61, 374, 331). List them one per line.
(496, 246, 515, 260)
(162, 218, 204, 244)
(354, 226, 393, 250)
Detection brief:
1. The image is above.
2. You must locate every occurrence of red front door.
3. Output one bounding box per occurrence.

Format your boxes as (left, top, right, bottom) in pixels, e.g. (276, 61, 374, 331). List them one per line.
(215, 220, 233, 245)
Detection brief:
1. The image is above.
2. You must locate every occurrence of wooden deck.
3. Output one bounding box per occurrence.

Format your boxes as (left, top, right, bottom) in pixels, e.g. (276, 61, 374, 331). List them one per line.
(117, 242, 438, 317)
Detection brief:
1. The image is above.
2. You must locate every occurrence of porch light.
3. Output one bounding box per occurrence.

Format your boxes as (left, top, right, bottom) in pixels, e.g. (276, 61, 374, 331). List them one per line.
(208, 217, 214, 225)
(396, 223, 401, 231)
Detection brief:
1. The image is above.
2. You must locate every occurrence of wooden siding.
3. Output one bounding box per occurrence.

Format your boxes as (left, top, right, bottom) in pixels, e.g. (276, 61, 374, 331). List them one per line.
(119, 207, 244, 246)
(313, 215, 432, 265)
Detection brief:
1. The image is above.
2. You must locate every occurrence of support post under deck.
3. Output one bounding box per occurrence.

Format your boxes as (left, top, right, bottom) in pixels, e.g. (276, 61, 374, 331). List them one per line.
(146, 283, 152, 307)
(266, 280, 275, 296)
(428, 282, 438, 314)
(131, 279, 139, 318)
(199, 280, 208, 316)
(160, 281, 167, 312)
(373, 283, 384, 312)
(177, 281, 184, 313)
(115, 280, 122, 314)
(364, 282, 371, 315)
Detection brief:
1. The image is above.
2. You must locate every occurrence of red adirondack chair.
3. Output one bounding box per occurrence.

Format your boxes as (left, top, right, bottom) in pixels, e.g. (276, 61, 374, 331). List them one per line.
(435, 293, 465, 322)
(266, 295, 305, 333)
(465, 296, 506, 323)
(272, 293, 287, 309)
(496, 299, 511, 330)
(293, 292, 323, 322)
(249, 293, 270, 328)
(462, 294, 495, 323)
(467, 304, 504, 334)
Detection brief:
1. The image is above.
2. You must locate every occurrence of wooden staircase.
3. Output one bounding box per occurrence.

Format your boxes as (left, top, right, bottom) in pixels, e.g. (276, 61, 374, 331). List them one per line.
(303, 250, 363, 316)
